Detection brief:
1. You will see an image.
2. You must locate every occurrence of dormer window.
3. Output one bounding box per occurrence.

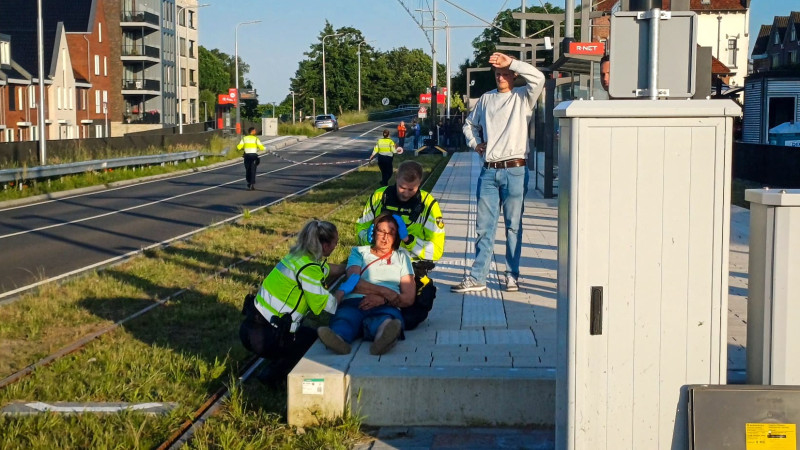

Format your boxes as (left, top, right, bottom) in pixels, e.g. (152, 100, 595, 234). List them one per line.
(0, 40, 10, 65)
(792, 26, 797, 42)
(774, 32, 781, 44)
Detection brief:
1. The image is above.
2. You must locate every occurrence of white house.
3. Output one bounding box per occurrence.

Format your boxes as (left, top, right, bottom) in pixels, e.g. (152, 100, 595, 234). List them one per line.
(47, 22, 78, 140)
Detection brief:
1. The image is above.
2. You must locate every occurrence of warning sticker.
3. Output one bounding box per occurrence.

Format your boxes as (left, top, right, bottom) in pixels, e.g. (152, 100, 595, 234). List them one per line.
(746, 423, 796, 450)
(302, 378, 324, 395)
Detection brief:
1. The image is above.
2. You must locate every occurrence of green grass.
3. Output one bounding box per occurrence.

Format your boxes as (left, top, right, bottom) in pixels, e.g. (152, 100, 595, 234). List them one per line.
(0, 154, 449, 448)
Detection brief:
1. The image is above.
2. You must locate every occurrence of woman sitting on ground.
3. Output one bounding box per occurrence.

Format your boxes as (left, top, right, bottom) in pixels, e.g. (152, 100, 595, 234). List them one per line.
(317, 212, 416, 356)
(239, 219, 357, 386)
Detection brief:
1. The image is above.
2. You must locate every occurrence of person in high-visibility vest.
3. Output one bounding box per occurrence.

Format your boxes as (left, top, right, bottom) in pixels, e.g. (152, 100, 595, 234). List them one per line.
(355, 161, 445, 330)
(397, 121, 407, 149)
(239, 219, 359, 386)
(237, 127, 265, 190)
(369, 129, 399, 186)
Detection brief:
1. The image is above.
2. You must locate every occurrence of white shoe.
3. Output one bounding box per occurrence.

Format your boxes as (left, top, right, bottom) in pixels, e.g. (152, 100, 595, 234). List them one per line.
(505, 275, 519, 292)
(450, 277, 487, 293)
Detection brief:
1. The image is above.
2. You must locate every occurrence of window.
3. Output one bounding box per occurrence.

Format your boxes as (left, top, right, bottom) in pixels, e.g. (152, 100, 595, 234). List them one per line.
(94, 55, 100, 75)
(0, 40, 9, 65)
(189, 10, 195, 29)
(774, 31, 780, 44)
(77, 89, 85, 110)
(727, 38, 738, 67)
(104, 57, 107, 76)
(57, 87, 62, 109)
(18, 87, 23, 111)
(179, 8, 185, 26)
(95, 90, 101, 113)
(28, 85, 36, 108)
(95, 124, 103, 137)
(69, 87, 74, 109)
(102, 91, 107, 113)
(98, 23, 102, 43)
(772, 54, 781, 69)
(31, 126, 37, 141)
(189, 69, 196, 86)
(189, 40, 195, 58)
(180, 37, 186, 57)
(768, 97, 796, 130)
(792, 25, 797, 42)
(181, 68, 186, 86)
(9, 87, 16, 111)
(6, 128, 14, 142)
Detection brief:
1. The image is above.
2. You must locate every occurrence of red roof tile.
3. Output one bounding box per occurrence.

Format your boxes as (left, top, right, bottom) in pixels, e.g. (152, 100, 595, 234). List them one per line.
(594, 0, 746, 12)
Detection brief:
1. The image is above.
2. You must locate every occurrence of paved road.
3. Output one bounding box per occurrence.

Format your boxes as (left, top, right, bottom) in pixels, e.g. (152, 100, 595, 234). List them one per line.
(0, 121, 390, 299)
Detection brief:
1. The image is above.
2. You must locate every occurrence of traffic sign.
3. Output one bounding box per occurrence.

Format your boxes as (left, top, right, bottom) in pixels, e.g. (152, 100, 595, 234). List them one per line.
(381, 97, 390, 106)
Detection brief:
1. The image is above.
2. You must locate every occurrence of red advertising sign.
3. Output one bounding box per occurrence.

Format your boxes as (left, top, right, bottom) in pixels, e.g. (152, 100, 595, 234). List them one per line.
(419, 93, 446, 104)
(568, 42, 606, 56)
(218, 88, 238, 105)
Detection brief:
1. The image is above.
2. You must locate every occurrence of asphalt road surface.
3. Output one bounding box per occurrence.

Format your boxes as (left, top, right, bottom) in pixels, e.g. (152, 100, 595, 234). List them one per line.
(0, 121, 393, 300)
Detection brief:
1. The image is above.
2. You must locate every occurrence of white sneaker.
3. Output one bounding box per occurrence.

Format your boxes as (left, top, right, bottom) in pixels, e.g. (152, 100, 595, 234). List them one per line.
(370, 319, 402, 355)
(450, 277, 487, 293)
(505, 275, 519, 292)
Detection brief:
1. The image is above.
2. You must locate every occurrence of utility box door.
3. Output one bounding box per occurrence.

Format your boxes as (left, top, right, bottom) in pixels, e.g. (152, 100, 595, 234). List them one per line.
(554, 100, 741, 450)
(262, 118, 278, 137)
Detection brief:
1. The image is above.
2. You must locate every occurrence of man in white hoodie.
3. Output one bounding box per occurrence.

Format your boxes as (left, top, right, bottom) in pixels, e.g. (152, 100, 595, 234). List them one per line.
(452, 52, 545, 293)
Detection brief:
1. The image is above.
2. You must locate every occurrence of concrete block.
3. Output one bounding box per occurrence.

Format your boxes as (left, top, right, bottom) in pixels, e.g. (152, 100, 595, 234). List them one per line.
(288, 352, 352, 427)
(436, 330, 485, 345)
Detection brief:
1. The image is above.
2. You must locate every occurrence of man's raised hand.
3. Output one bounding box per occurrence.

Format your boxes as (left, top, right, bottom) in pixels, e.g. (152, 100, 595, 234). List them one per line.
(489, 52, 512, 69)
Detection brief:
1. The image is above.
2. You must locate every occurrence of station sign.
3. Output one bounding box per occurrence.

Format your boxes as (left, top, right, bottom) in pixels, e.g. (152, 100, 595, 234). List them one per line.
(218, 88, 238, 105)
(568, 42, 606, 56)
(419, 93, 446, 104)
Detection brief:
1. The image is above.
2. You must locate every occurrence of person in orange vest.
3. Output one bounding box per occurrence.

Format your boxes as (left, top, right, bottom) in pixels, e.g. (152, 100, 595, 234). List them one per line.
(397, 121, 407, 149)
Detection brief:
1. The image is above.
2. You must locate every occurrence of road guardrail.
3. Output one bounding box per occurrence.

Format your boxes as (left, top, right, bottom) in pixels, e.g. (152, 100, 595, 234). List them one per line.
(0, 151, 201, 184)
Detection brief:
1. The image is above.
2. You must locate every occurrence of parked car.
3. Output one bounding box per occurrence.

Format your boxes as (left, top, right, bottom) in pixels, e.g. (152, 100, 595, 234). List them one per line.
(314, 114, 339, 131)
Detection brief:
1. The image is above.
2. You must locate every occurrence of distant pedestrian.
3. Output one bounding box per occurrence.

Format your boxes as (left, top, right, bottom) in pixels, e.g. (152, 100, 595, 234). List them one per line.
(369, 129, 398, 186)
(452, 52, 545, 293)
(237, 127, 265, 190)
(412, 119, 421, 149)
(397, 121, 407, 149)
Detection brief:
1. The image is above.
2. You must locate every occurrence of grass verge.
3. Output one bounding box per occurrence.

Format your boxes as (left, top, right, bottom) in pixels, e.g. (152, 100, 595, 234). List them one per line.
(0, 153, 449, 448)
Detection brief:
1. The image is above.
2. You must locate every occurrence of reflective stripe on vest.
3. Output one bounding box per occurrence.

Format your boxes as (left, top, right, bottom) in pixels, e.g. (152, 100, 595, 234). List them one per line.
(255, 255, 327, 332)
(240, 135, 261, 153)
(375, 138, 394, 155)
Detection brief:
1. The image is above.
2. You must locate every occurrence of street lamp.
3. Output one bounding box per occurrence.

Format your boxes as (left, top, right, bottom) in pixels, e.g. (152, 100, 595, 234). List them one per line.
(357, 40, 374, 112)
(175, 2, 209, 134)
(322, 32, 347, 115)
(36, 0, 46, 163)
(417, 8, 451, 119)
(235, 19, 261, 134)
(289, 90, 295, 124)
(310, 97, 316, 117)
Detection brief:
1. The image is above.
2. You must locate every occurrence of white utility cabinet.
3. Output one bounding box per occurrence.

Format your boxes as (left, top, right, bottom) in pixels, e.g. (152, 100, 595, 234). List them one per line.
(554, 100, 741, 450)
(745, 188, 800, 385)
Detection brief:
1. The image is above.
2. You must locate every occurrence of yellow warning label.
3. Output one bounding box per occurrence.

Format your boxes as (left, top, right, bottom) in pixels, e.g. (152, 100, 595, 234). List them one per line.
(746, 423, 796, 450)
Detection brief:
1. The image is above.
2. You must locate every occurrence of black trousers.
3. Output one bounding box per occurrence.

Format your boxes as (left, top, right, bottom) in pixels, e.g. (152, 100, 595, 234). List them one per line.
(239, 318, 317, 380)
(377, 154, 394, 186)
(243, 153, 260, 185)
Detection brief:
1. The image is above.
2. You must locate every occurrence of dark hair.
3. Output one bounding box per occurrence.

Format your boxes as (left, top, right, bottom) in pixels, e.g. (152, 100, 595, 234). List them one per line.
(396, 160, 423, 184)
(372, 212, 401, 250)
(382, 129, 391, 138)
(600, 54, 609, 65)
(248, 127, 256, 134)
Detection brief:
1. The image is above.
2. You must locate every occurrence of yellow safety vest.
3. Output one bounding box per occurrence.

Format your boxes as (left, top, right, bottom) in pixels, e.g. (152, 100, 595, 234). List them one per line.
(254, 253, 336, 332)
(371, 138, 396, 157)
(237, 135, 265, 154)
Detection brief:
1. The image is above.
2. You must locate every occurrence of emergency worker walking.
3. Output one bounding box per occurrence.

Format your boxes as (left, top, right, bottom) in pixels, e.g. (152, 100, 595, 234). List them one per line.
(239, 219, 358, 385)
(237, 127, 265, 190)
(369, 129, 398, 186)
(355, 161, 445, 329)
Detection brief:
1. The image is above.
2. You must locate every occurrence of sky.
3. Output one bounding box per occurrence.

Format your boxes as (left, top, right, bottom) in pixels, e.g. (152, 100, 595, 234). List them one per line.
(198, 0, 789, 105)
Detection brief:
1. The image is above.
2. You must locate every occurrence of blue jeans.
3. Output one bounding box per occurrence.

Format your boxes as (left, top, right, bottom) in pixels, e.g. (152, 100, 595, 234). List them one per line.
(469, 165, 528, 284)
(329, 298, 404, 343)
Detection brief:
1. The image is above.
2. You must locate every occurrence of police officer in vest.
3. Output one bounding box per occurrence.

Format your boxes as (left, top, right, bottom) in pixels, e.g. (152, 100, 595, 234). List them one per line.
(240, 219, 360, 386)
(369, 129, 399, 186)
(355, 160, 445, 329)
(237, 127, 265, 190)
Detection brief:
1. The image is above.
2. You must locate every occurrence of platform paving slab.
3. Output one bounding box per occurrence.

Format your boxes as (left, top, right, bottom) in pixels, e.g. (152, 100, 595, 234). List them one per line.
(287, 151, 752, 429)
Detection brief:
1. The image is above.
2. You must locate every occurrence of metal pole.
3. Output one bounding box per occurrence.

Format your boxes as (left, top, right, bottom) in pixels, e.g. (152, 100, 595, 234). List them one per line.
(357, 41, 363, 112)
(291, 91, 295, 124)
(648, 8, 661, 100)
(175, 3, 182, 134)
(431, 0, 437, 87)
(104, 102, 108, 136)
(520, 0, 526, 61)
(565, 0, 575, 39)
(234, 20, 261, 135)
(36, 0, 46, 163)
(311, 97, 316, 117)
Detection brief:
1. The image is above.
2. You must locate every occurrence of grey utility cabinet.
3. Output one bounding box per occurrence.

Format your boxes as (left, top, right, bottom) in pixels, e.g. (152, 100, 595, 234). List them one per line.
(745, 188, 800, 385)
(554, 100, 741, 450)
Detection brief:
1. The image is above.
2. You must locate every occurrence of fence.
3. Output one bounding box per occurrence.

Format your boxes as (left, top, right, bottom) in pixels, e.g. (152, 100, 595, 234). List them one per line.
(0, 129, 222, 167)
(733, 141, 800, 188)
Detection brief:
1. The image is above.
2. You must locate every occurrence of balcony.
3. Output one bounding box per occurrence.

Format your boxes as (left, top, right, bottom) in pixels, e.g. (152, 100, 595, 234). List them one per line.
(121, 44, 160, 59)
(122, 79, 161, 95)
(124, 111, 161, 124)
(121, 10, 159, 29)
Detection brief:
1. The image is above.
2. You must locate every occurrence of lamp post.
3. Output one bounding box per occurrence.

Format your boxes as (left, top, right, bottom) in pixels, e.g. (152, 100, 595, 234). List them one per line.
(357, 40, 374, 112)
(322, 32, 346, 115)
(235, 19, 261, 134)
(175, 2, 209, 134)
(290, 90, 295, 124)
(36, 0, 46, 163)
(272, 102, 276, 118)
(417, 9, 451, 120)
(310, 97, 316, 117)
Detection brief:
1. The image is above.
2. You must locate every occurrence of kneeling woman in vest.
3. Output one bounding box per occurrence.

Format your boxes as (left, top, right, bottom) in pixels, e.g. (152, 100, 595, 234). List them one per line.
(240, 219, 359, 385)
(317, 212, 416, 356)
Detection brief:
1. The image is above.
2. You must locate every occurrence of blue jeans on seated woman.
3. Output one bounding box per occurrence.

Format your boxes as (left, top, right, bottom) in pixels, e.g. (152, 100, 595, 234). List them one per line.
(329, 298, 404, 343)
